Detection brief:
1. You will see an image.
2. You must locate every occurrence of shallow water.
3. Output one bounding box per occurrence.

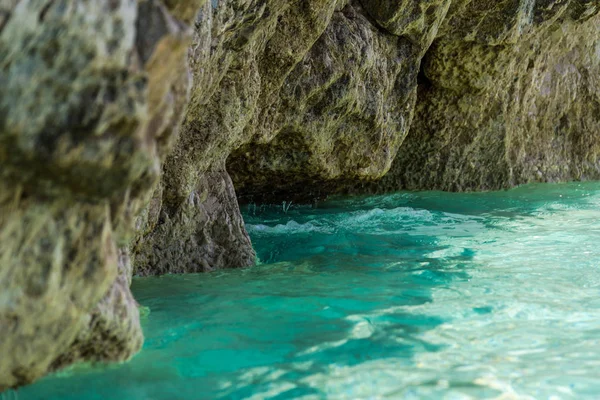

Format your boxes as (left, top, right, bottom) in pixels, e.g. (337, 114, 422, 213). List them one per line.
(15, 182, 600, 399)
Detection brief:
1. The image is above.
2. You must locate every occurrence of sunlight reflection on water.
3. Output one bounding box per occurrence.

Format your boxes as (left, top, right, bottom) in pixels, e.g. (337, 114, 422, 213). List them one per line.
(17, 182, 600, 399)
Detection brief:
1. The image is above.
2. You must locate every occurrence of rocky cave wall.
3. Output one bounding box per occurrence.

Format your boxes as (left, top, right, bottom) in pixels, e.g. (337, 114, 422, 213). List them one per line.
(0, 0, 200, 389)
(228, 0, 600, 196)
(1, 0, 599, 390)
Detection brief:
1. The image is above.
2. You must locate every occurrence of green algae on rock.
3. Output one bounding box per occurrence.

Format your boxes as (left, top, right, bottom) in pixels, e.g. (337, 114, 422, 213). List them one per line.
(373, 0, 600, 192)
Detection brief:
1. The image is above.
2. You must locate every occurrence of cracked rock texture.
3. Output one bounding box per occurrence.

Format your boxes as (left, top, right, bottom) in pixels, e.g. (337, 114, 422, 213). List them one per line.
(228, 0, 600, 198)
(1, 0, 599, 389)
(0, 0, 191, 389)
(364, 0, 600, 192)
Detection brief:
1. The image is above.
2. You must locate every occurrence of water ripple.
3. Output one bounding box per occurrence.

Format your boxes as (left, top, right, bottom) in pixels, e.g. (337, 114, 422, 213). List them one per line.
(17, 181, 600, 399)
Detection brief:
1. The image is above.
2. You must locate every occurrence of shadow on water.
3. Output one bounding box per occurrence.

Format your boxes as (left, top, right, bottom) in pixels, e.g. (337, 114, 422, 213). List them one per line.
(17, 254, 471, 399)
(18, 182, 600, 399)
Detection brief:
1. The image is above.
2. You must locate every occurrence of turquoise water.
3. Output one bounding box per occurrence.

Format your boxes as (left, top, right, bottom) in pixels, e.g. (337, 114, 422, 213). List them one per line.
(14, 182, 600, 399)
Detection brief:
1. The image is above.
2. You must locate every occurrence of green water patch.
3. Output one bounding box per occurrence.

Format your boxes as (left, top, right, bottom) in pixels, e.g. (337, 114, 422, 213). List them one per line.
(16, 182, 600, 399)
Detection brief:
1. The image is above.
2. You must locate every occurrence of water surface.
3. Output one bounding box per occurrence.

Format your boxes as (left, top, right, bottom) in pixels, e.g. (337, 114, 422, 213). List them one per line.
(16, 182, 600, 399)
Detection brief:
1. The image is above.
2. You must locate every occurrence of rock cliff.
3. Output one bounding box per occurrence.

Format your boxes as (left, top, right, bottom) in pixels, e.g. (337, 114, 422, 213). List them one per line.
(1, 0, 598, 389)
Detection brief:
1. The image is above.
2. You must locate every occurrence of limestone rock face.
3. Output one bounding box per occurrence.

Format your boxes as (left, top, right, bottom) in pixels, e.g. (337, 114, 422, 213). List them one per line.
(0, 0, 191, 390)
(228, 0, 600, 200)
(133, 0, 343, 273)
(0, 192, 120, 388)
(134, 169, 254, 275)
(371, 0, 600, 192)
(360, 0, 452, 46)
(228, 1, 420, 202)
(2, 0, 600, 390)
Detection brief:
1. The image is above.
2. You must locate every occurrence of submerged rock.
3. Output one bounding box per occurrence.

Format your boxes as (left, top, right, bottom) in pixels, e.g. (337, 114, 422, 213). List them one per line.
(0, 0, 599, 389)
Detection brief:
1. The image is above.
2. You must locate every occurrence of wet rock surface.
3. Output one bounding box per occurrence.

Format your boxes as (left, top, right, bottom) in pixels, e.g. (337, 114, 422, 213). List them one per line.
(1, 0, 599, 389)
